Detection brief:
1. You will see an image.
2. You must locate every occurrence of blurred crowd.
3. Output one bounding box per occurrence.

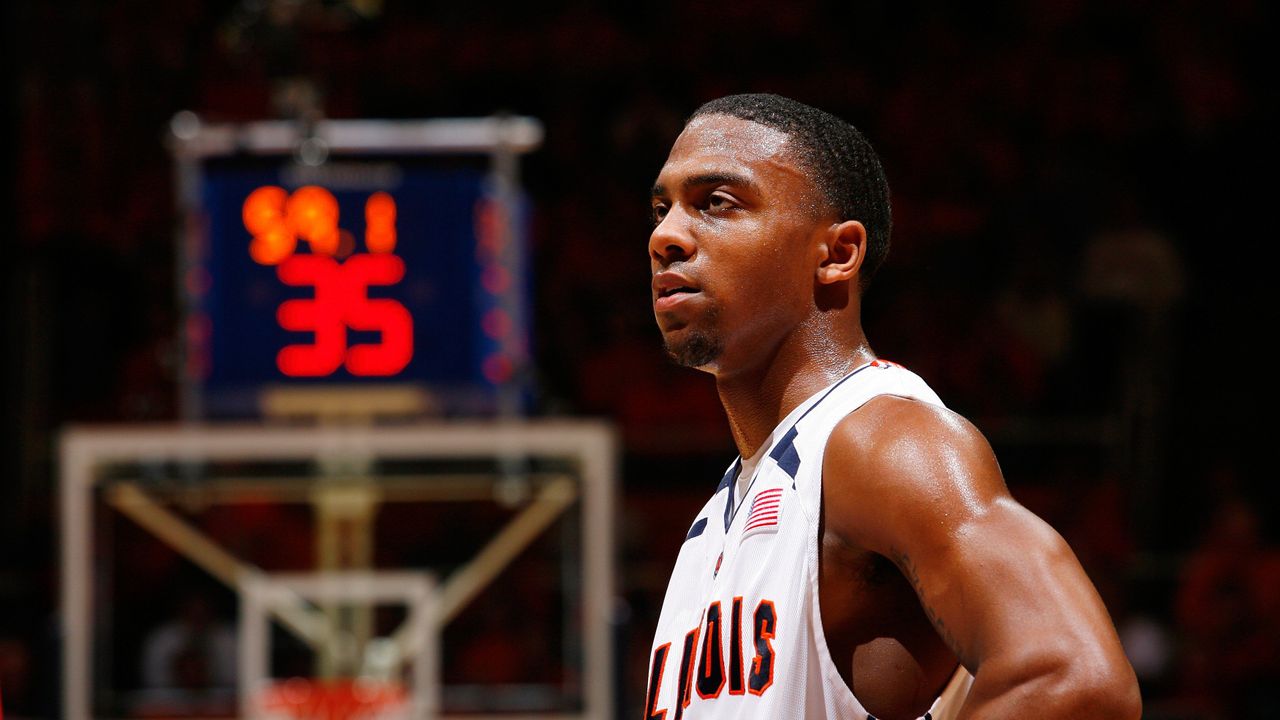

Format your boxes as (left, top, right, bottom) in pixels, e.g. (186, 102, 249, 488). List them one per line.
(2, 0, 1274, 717)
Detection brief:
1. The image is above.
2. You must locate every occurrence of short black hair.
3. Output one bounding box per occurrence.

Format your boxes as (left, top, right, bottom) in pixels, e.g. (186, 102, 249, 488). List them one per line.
(689, 93, 892, 288)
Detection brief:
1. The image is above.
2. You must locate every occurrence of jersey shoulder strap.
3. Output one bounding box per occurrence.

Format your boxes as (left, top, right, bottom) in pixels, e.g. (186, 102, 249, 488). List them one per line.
(775, 361, 946, 520)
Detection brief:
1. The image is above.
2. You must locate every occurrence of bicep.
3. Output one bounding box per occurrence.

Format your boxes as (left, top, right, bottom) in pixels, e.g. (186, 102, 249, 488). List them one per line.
(824, 398, 1126, 675)
(889, 497, 1121, 675)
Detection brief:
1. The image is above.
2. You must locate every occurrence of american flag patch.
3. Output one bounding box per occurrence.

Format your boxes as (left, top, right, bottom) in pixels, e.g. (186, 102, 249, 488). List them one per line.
(742, 487, 783, 539)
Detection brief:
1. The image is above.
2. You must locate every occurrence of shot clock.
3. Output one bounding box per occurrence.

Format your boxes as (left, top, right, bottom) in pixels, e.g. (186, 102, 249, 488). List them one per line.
(170, 117, 543, 418)
(243, 185, 413, 378)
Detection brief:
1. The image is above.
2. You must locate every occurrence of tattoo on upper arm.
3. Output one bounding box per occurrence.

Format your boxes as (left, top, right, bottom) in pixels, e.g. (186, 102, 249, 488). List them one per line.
(893, 550, 969, 665)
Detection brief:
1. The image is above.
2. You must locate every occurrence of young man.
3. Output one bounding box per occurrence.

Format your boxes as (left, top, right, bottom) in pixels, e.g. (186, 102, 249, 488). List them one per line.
(643, 94, 1140, 720)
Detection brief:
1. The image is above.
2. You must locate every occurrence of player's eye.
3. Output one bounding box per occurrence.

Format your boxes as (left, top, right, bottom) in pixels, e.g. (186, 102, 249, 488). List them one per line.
(707, 193, 737, 212)
(651, 203, 669, 226)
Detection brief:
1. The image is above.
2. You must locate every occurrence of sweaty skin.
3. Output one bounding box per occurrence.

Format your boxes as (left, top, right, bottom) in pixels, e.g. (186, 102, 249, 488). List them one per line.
(649, 114, 1141, 720)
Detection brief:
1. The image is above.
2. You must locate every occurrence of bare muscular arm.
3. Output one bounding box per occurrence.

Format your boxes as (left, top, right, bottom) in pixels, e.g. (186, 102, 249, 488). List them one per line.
(823, 395, 1141, 720)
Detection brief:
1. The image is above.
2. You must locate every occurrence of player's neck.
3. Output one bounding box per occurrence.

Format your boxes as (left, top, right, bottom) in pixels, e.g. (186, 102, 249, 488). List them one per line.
(715, 320, 873, 460)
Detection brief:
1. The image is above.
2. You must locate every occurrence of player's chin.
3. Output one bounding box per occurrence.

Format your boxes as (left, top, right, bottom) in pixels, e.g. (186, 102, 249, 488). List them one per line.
(662, 327, 723, 369)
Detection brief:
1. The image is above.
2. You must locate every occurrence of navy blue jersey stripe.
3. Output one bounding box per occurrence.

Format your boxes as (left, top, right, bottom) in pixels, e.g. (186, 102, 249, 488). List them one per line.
(723, 361, 877, 529)
(769, 426, 802, 478)
(719, 458, 742, 531)
(717, 458, 740, 494)
(764, 362, 877, 480)
(685, 517, 708, 541)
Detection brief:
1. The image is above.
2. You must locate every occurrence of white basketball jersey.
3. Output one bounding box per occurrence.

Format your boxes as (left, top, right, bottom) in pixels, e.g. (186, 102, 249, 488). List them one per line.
(645, 360, 974, 720)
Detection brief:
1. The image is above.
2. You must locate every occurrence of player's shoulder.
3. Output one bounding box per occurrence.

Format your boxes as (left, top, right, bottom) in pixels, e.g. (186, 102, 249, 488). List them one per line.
(821, 394, 1006, 527)
(827, 393, 988, 462)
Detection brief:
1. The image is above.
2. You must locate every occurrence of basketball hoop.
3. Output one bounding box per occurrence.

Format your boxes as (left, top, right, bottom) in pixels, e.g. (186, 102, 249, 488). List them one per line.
(259, 677, 408, 720)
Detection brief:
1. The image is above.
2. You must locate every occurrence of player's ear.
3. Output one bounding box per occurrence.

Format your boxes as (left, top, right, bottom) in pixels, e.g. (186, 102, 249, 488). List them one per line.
(815, 220, 867, 285)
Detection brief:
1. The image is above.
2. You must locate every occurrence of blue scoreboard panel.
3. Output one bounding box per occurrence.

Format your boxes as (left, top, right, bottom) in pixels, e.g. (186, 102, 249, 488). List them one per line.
(184, 156, 529, 418)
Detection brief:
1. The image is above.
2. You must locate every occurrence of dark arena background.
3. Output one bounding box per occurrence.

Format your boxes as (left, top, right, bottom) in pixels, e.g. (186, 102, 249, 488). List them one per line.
(1, 1, 1275, 718)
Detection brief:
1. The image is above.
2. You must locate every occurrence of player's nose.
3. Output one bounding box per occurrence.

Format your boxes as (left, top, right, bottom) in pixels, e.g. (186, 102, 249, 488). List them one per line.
(649, 210, 696, 266)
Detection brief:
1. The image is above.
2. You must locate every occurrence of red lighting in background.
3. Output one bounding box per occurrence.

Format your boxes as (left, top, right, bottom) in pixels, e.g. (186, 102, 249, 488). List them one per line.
(244, 186, 414, 378)
(474, 199, 504, 258)
(481, 265, 511, 294)
(185, 315, 212, 379)
(482, 354, 514, 384)
(184, 266, 212, 296)
(481, 308, 512, 340)
(472, 194, 522, 390)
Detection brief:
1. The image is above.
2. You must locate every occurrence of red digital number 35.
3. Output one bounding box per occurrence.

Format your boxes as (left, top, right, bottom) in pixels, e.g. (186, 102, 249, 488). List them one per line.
(275, 254, 413, 377)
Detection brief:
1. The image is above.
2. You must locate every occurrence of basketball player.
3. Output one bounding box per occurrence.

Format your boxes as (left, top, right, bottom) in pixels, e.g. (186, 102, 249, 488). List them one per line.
(644, 94, 1140, 720)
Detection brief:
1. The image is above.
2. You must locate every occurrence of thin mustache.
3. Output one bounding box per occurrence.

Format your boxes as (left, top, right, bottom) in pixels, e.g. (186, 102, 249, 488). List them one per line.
(653, 261, 699, 282)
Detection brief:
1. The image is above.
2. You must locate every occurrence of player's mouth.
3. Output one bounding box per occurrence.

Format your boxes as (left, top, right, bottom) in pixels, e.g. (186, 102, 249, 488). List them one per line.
(653, 272, 702, 312)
